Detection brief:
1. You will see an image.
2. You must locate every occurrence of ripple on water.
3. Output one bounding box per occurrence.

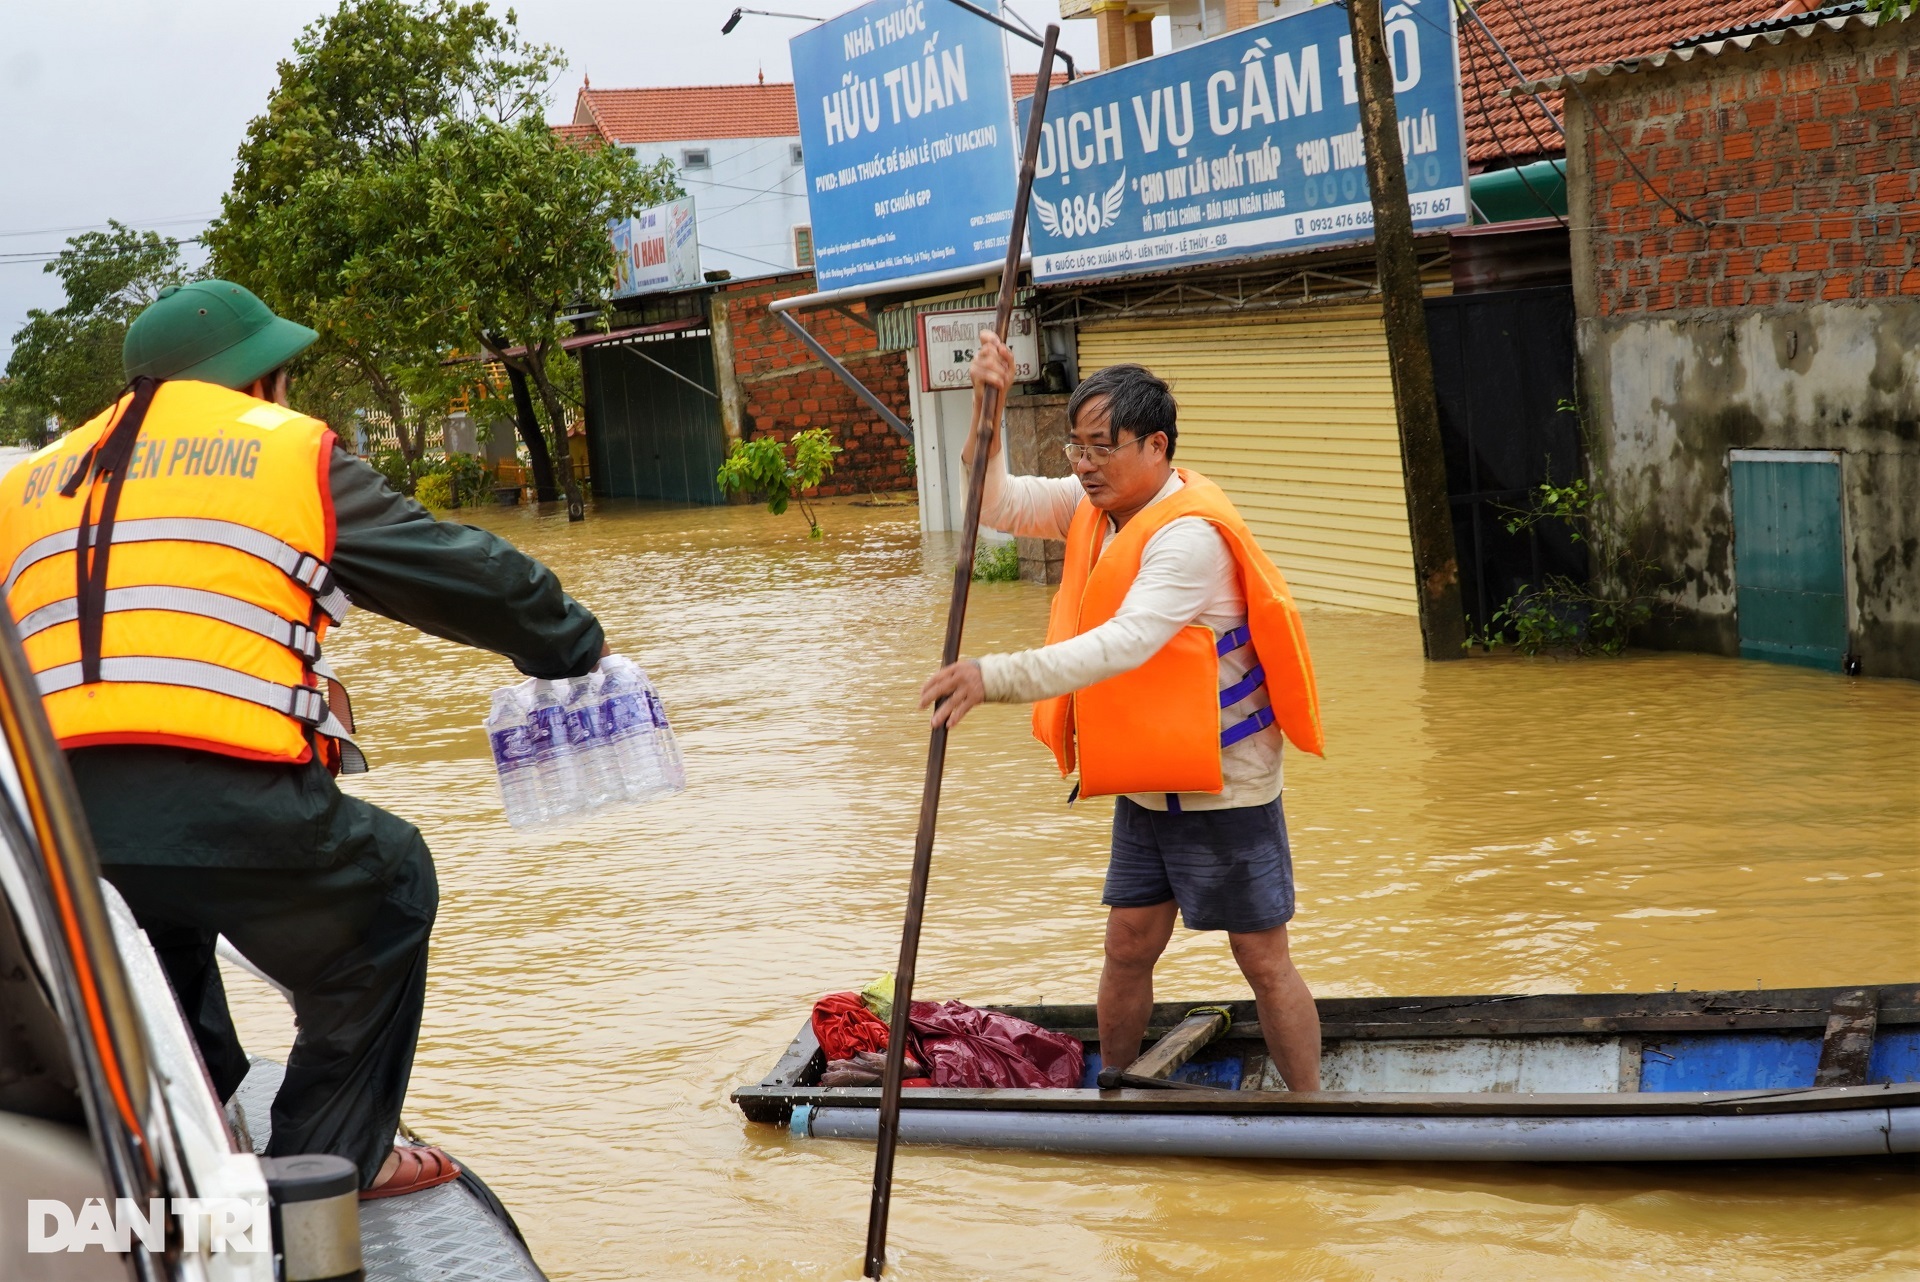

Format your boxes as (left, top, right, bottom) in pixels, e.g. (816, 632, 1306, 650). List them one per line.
(213, 497, 1920, 1281)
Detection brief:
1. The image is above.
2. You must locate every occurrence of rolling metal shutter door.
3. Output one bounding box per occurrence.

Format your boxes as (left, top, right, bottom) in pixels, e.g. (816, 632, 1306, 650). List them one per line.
(1076, 305, 1416, 615)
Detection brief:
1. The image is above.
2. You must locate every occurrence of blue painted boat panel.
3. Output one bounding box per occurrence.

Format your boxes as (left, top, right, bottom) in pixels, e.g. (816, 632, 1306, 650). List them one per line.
(1639, 1033, 1821, 1091)
(1079, 1052, 1246, 1089)
(1868, 1028, 1920, 1084)
(1076, 1029, 1920, 1093)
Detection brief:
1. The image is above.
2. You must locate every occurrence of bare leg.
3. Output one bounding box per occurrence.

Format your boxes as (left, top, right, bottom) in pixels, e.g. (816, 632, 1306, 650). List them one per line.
(1228, 924, 1321, 1091)
(1096, 902, 1179, 1071)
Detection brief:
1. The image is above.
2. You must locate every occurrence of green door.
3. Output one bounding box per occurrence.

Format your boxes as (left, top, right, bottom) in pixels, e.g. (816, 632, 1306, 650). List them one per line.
(1730, 451, 1847, 672)
(583, 334, 726, 504)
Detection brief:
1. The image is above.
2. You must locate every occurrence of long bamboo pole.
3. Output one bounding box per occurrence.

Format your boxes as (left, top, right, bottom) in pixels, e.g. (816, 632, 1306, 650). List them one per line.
(863, 26, 1061, 1278)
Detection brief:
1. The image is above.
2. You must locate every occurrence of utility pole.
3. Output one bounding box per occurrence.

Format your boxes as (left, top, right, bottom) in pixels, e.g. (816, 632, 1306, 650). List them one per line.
(1347, 0, 1466, 660)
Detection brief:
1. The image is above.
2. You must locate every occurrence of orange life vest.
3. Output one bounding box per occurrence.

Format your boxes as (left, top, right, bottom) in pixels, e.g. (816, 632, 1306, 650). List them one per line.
(0, 379, 363, 771)
(1032, 469, 1323, 798)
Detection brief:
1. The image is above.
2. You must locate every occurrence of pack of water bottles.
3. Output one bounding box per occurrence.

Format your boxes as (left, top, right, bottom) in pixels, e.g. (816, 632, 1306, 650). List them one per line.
(485, 655, 686, 829)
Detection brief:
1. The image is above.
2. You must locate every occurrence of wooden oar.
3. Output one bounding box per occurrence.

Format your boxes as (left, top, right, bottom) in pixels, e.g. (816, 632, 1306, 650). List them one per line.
(863, 26, 1062, 1279)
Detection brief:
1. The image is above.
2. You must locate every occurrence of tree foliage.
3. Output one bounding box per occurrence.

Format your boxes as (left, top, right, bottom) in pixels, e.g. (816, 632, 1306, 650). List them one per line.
(0, 381, 50, 448)
(4, 222, 187, 427)
(408, 116, 679, 512)
(208, 0, 556, 464)
(207, 0, 676, 516)
(717, 428, 843, 538)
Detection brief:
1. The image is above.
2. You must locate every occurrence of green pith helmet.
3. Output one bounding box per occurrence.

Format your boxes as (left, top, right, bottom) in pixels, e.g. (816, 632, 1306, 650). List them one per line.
(122, 279, 318, 389)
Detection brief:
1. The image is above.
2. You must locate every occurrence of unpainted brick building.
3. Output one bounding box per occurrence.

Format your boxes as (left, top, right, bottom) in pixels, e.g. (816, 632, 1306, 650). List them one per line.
(1563, 12, 1920, 677)
(713, 274, 914, 499)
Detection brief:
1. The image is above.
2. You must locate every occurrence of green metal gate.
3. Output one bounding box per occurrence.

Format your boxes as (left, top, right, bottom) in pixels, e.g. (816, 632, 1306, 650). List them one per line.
(1730, 450, 1848, 672)
(583, 331, 726, 504)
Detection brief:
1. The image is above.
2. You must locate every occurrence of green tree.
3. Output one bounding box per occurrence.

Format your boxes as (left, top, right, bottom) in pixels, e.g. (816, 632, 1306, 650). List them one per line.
(209, 0, 677, 518)
(0, 380, 51, 447)
(207, 0, 562, 472)
(717, 428, 843, 537)
(5, 222, 187, 426)
(409, 118, 679, 516)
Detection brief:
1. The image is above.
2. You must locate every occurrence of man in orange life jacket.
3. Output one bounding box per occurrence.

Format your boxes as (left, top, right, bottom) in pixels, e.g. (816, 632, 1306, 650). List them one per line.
(920, 332, 1326, 1090)
(0, 281, 605, 1195)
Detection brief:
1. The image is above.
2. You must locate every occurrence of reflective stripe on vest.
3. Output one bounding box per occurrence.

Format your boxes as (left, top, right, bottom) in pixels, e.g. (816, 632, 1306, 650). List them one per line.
(3, 517, 350, 624)
(18, 586, 321, 660)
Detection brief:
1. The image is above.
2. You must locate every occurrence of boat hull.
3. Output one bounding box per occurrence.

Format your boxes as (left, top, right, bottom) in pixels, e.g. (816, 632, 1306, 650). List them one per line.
(802, 1100, 1918, 1162)
(736, 984, 1920, 1164)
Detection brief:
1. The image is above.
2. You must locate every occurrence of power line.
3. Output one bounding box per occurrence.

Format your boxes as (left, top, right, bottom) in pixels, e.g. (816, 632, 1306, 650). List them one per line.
(1492, 0, 1711, 229)
(698, 241, 802, 274)
(0, 213, 218, 242)
(1458, 21, 1565, 225)
(0, 234, 208, 268)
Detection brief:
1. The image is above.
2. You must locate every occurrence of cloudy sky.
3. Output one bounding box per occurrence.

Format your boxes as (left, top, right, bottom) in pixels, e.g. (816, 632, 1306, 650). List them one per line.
(0, 0, 1100, 365)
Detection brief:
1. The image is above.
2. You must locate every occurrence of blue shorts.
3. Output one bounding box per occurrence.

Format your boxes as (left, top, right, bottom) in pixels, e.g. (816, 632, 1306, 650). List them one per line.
(1103, 796, 1295, 934)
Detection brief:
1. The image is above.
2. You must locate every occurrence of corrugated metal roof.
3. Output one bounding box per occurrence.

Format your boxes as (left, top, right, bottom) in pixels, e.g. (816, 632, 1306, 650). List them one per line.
(876, 288, 1037, 353)
(1675, 0, 1865, 47)
(1510, 7, 1897, 93)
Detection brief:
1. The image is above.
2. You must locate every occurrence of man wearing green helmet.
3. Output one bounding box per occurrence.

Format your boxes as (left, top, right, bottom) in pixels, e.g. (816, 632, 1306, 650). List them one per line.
(0, 280, 605, 1198)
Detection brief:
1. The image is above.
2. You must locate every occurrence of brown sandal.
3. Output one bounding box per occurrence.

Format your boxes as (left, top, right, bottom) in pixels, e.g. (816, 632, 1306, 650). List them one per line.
(360, 1145, 462, 1201)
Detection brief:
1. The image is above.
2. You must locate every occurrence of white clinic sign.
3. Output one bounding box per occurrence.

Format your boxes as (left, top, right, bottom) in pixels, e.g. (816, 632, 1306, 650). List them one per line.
(916, 307, 1040, 393)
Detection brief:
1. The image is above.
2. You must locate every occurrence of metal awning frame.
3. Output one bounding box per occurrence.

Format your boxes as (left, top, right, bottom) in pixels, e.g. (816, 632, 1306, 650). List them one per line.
(766, 259, 1032, 444)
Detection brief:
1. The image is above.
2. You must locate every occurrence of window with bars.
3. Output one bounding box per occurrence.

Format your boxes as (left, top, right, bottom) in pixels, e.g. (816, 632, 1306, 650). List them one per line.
(793, 225, 814, 268)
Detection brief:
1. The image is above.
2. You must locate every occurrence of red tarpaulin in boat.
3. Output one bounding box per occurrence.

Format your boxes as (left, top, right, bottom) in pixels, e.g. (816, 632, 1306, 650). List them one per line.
(812, 993, 1084, 1089)
(908, 1000, 1085, 1090)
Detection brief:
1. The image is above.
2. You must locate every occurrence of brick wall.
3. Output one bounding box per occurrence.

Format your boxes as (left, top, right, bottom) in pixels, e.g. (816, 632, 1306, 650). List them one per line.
(1567, 18, 1920, 678)
(716, 275, 915, 498)
(1580, 21, 1919, 318)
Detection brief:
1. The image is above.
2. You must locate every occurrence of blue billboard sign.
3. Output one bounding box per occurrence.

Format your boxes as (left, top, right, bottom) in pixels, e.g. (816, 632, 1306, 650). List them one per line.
(791, 0, 1020, 291)
(1018, 0, 1467, 282)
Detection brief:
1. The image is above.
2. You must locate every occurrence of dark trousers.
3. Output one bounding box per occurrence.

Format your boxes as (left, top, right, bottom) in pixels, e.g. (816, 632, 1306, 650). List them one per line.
(102, 802, 437, 1189)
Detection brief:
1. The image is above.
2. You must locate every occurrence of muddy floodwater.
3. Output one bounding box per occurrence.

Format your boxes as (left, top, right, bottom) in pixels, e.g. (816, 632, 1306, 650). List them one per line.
(221, 497, 1918, 1280)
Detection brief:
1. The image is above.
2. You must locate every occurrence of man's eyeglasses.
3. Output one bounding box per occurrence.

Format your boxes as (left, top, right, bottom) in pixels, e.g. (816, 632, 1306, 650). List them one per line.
(1063, 435, 1152, 465)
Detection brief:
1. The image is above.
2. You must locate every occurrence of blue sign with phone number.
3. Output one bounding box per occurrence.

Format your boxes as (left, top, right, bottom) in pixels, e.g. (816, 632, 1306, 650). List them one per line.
(1017, 0, 1467, 282)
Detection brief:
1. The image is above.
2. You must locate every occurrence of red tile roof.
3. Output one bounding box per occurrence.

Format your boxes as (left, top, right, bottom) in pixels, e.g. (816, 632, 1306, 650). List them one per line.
(552, 121, 609, 149)
(1012, 71, 1071, 99)
(1459, 0, 1778, 166)
(572, 73, 1068, 146)
(575, 84, 800, 143)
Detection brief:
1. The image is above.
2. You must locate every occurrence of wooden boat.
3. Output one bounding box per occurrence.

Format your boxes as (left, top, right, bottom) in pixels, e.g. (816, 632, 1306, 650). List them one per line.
(733, 986, 1920, 1162)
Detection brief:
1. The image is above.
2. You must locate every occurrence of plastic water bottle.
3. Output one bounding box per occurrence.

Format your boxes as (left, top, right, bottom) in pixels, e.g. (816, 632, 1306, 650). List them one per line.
(564, 672, 622, 809)
(487, 686, 549, 828)
(487, 656, 683, 827)
(644, 681, 687, 793)
(598, 657, 666, 802)
(529, 680, 582, 817)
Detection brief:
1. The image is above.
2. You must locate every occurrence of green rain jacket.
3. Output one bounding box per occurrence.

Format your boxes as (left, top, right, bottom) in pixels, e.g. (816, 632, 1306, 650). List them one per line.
(69, 445, 604, 868)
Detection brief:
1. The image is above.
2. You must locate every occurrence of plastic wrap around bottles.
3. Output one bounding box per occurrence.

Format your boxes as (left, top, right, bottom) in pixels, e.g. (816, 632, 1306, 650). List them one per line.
(485, 656, 686, 829)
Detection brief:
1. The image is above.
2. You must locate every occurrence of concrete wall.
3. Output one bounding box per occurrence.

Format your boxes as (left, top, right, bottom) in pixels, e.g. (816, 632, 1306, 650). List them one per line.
(627, 135, 809, 281)
(1003, 392, 1074, 583)
(1566, 18, 1920, 678)
(1580, 302, 1920, 675)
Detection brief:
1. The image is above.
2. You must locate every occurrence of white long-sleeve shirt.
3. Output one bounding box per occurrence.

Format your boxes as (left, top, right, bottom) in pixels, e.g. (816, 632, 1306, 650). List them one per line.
(975, 448, 1282, 812)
